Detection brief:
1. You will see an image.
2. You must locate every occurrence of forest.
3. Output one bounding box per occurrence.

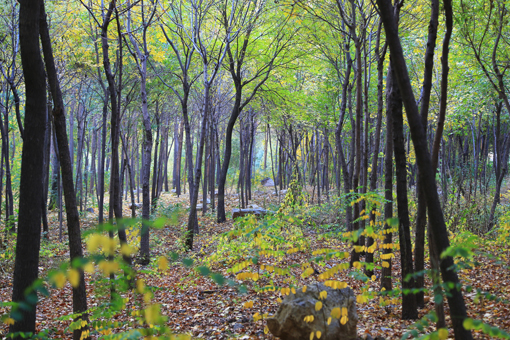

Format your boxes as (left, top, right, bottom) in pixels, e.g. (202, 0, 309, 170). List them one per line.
(1, 0, 510, 339)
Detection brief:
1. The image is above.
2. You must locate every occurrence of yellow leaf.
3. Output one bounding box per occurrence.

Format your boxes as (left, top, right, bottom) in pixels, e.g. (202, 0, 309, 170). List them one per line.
(104, 237, 118, 256)
(244, 300, 254, 308)
(137, 279, 145, 294)
(86, 234, 103, 253)
(371, 275, 376, 281)
(340, 315, 348, 325)
(327, 317, 332, 325)
(315, 301, 323, 311)
(291, 287, 296, 294)
(98, 260, 119, 276)
(121, 244, 135, 256)
(3, 317, 15, 325)
(52, 272, 66, 288)
(310, 331, 315, 340)
(341, 307, 348, 316)
(357, 295, 368, 303)
(438, 328, 449, 340)
(331, 307, 341, 319)
(158, 256, 169, 271)
(67, 269, 80, 288)
(277, 298, 282, 303)
(302, 286, 307, 293)
(319, 291, 327, 300)
(301, 267, 314, 278)
(83, 262, 94, 273)
(316, 331, 322, 339)
(144, 304, 161, 325)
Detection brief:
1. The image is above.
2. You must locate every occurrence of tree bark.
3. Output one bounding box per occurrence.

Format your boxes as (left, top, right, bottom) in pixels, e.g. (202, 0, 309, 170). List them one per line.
(390, 64, 418, 320)
(39, 5, 89, 338)
(10, 1, 46, 336)
(375, 1, 473, 337)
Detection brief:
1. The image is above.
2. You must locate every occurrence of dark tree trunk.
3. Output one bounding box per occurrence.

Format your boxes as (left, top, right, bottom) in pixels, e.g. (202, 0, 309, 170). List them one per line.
(173, 119, 183, 196)
(39, 5, 89, 339)
(102, 0, 131, 265)
(185, 79, 211, 250)
(41, 103, 52, 238)
(10, 1, 46, 337)
(365, 27, 386, 277)
(1, 99, 14, 230)
(381, 65, 394, 292)
(390, 64, 418, 320)
(217, 83, 242, 222)
(152, 106, 160, 212)
(350, 12, 363, 265)
(376, 1, 473, 338)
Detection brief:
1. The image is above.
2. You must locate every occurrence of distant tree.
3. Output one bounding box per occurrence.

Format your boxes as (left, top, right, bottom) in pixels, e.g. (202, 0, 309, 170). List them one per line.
(124, 0, 157, 265)
(458, 0, 510, 231)
(216, 0, 292, 223)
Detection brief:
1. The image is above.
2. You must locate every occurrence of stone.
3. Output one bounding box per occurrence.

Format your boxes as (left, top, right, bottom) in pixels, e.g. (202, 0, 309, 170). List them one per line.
(129, 202, 142, 209)
(261, 177, 275, 187)
(86, 208, 94, 213)
(267, 283, 358, 340)
(232, 208, 272, 219)
(362, 336, 385, 340)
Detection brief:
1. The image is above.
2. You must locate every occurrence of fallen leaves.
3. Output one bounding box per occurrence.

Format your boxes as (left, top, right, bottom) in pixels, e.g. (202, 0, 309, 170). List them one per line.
(0, 191, 509, 339)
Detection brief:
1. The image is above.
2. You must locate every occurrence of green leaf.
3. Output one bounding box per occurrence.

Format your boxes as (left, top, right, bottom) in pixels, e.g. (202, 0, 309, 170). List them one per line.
(182, 258, 193, 267)
(152, 217, 167, 229)
(197, 266, 210, 276)
(463, 318, 474, 330)
(211, 273, 225, 286)
(386, 217, 399, 228)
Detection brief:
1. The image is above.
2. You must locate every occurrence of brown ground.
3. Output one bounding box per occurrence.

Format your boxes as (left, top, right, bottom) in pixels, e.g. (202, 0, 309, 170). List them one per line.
(0, 188, 509, 339)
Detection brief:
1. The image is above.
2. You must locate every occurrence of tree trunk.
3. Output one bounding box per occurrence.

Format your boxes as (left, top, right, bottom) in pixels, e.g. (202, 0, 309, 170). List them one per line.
(10, 1, 47, 336)
(365, 29, 385, 277)
(40, 5, 90, 338)
(390, 64, 418, 320)
(381, 65, 394, 292)
(376, 1, 473, 337)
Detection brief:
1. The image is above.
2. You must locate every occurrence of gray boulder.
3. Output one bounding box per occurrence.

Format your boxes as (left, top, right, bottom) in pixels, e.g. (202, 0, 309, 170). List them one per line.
(267, 284, 358, 340)
(261, 177, 275, 187)
(232, 208, 272, 219)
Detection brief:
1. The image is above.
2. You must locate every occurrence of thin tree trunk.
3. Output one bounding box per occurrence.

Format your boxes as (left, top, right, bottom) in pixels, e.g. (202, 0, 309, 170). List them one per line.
(391, 64, 418, 320)
(40, 6, 90, 338)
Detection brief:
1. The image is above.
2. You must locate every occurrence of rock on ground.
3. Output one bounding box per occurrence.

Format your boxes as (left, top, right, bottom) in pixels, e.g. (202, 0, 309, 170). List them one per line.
(267, 283, 358, 340)
(261, 177, 275, 187)
(232, 208, 271, 219)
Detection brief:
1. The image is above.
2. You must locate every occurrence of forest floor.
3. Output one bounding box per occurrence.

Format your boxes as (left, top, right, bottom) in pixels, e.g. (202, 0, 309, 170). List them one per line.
(0, 187, 509, 339)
